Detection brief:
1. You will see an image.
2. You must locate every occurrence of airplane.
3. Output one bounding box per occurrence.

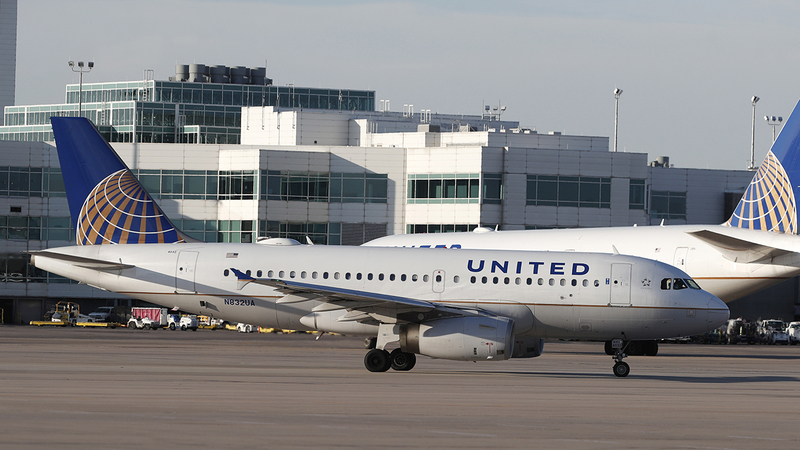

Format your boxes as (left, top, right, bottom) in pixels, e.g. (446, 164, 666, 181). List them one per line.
(29, 117, 729, 378)
(365, 100, 800, 306)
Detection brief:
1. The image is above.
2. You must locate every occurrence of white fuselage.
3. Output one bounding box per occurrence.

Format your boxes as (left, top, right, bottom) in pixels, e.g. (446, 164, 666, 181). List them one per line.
(364, 225, 800, 302)
(31, 243, 727, 341)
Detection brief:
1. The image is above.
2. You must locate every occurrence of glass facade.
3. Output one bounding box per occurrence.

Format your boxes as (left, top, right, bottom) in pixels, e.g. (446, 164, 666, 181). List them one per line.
(629, 179, 646, 210)
(526, 175, 611, 208)
(650, 190, 687, 219)
(0, 80, 375, 144)
(406, 224, 479, 234)
(407, 173, 503, 204)
(261, 221, 341, 245)
(262, 171, 388, 204)
(0, 167, 65, 197)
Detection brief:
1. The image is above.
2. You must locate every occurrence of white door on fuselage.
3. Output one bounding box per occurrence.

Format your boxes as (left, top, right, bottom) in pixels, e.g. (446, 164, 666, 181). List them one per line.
(609, 263, 632, 306)
(175, 251, 199, 294)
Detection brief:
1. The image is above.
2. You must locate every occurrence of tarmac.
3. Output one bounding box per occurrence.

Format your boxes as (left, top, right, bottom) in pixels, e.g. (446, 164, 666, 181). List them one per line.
(1, 325, 799, 449)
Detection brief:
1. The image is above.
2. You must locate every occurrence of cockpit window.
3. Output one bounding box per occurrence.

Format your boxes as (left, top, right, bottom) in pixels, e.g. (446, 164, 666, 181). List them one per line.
(672, 278, 688, 290)
(660, 278, 672, 290)
(684, 278, 701, 290)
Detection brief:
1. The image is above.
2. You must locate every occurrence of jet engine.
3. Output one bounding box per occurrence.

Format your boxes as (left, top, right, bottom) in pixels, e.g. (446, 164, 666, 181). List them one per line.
(399, 316, 514, 361)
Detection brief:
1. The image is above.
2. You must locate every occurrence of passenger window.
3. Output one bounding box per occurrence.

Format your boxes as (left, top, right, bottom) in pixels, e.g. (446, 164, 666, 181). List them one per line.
(312, 272, 317, 279)
(346, 273, 352, 280)
(515, 277, 521, 285)
(356, 273, 362, 280)
(367, 273, 373, 281)
(493, 277, 499, 284)
(594, 280, 600, 287)
(423, 275, 429, 282)
(401, 274, 407, 281)
(268, 270, 274, 277)
(378, 273, 384, 281)
(279, 271, 285, 278)
(246, 270, 251, 276)
(223, 269, 229, 277)
(582, 279, 588, 287)
(390, 274, 396, 281)
(504, 277, 510, 285)
(470, 276, 476, 283)
(290, 271, 296, 278)
(549, 278, 555, 286)
(481, 276, 488, 284)
(334, 272, 340, 280)
(323, 272, 329, 279)
(257, 270, 262, 277)
(412, 274, 418, 282)
(673, 278, 688, 290)
(661, 278, 672, 290)
(435, 274, 441, 283)
(301, 271, 307, 279)
(527, 278, 533, 285)
(560, 279, 566, 286)
(538, 278, 544, 286)
(453, 275, 459, 283)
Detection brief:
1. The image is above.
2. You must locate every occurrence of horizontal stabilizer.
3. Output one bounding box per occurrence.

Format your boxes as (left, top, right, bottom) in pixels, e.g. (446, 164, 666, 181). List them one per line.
(29, 251, 135, 271)
(686, 229, 794, 263)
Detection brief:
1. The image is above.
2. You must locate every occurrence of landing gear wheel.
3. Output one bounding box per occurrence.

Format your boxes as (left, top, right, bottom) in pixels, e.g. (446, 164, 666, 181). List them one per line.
(364, 349, 391, 372)
(364, 337, 377, 349)
(613, 361, 630, 377)
(390, 348, 416, 371)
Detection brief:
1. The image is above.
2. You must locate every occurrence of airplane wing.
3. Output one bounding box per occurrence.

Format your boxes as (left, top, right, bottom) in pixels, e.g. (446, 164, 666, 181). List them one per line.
(686, 229, 794, 263)
(29, 251, 135, 271)
(230, 268, 464, 324)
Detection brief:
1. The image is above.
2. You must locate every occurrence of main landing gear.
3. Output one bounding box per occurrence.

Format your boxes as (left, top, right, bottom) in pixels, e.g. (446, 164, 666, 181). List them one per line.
(364, 348, 417, 372)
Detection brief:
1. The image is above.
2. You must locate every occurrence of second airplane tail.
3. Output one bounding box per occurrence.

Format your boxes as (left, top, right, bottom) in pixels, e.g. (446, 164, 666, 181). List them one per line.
(51, 117, 186, 245)
(726, 99, 800, 235)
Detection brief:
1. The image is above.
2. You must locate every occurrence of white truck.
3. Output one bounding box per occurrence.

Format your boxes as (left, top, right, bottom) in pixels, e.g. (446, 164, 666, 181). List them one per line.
(756, 319, 789, 345)
(168, 314, 198, 331)
(787, 322, 800, 345)
(87, 306, 115, 323)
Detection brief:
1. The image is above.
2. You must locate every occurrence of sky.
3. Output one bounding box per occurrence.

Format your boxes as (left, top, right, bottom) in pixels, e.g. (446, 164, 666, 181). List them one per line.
(14, 0, 800, 170)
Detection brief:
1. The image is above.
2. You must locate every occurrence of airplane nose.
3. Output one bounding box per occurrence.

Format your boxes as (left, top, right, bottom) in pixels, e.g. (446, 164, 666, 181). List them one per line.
(705, 293, 730, 330)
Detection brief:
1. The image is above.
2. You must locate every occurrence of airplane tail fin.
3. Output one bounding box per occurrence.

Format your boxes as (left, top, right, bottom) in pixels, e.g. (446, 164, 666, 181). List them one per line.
(50, 117, 186, 245)
(726, 99, 800, 234)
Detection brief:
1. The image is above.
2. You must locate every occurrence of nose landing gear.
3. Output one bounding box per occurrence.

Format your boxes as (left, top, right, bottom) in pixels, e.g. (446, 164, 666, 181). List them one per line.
(611, 338, 631, 377)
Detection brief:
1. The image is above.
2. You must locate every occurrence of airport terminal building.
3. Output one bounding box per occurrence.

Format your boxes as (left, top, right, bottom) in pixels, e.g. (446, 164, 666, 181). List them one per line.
(0, 65, 795, 324)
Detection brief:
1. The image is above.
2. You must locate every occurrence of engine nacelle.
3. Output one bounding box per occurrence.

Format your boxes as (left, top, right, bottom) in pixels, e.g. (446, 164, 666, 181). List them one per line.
(512, 336, 545, 358)
(399, 316, 514, 361)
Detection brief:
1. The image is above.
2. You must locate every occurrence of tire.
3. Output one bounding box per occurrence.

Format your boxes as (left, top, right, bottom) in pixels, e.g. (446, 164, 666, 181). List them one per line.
(390, 349, 416, 371)
(181, 325, 186, 331)
(613, 361, 630, 378)
(364, 349, 391, 372)
(144, 323, 151, 330)
(169, 323, 176, 331)
(191, 327, 197, 331)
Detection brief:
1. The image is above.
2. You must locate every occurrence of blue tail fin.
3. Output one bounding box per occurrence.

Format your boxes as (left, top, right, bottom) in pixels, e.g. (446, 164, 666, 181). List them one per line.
(726, 100, 800, 234)
(51, 117, 185, 245)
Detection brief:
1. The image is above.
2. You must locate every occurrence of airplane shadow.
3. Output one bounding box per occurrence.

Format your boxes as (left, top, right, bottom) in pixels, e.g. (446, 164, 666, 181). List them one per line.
(457, 370, 800, 384)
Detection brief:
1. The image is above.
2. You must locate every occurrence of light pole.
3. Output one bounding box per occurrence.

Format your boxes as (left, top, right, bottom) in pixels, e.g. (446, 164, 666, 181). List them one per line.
(765, 115, 783, 143)
(614, 88, 622, 152)
(68, 60, 94, 116)
(749, 96, 759, 170)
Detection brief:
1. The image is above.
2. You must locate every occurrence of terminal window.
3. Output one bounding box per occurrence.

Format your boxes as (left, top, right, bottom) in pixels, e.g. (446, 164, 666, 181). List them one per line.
(526, 175, 611, 208)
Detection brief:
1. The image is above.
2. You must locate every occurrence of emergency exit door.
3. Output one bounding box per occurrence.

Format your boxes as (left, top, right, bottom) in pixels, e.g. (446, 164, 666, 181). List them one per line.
(175, 251, 199, 294)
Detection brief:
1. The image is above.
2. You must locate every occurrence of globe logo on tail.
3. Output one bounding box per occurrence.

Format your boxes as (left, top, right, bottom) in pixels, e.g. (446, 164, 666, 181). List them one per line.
(726, 151, 797, 234)
(77, 169, 184, 245)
